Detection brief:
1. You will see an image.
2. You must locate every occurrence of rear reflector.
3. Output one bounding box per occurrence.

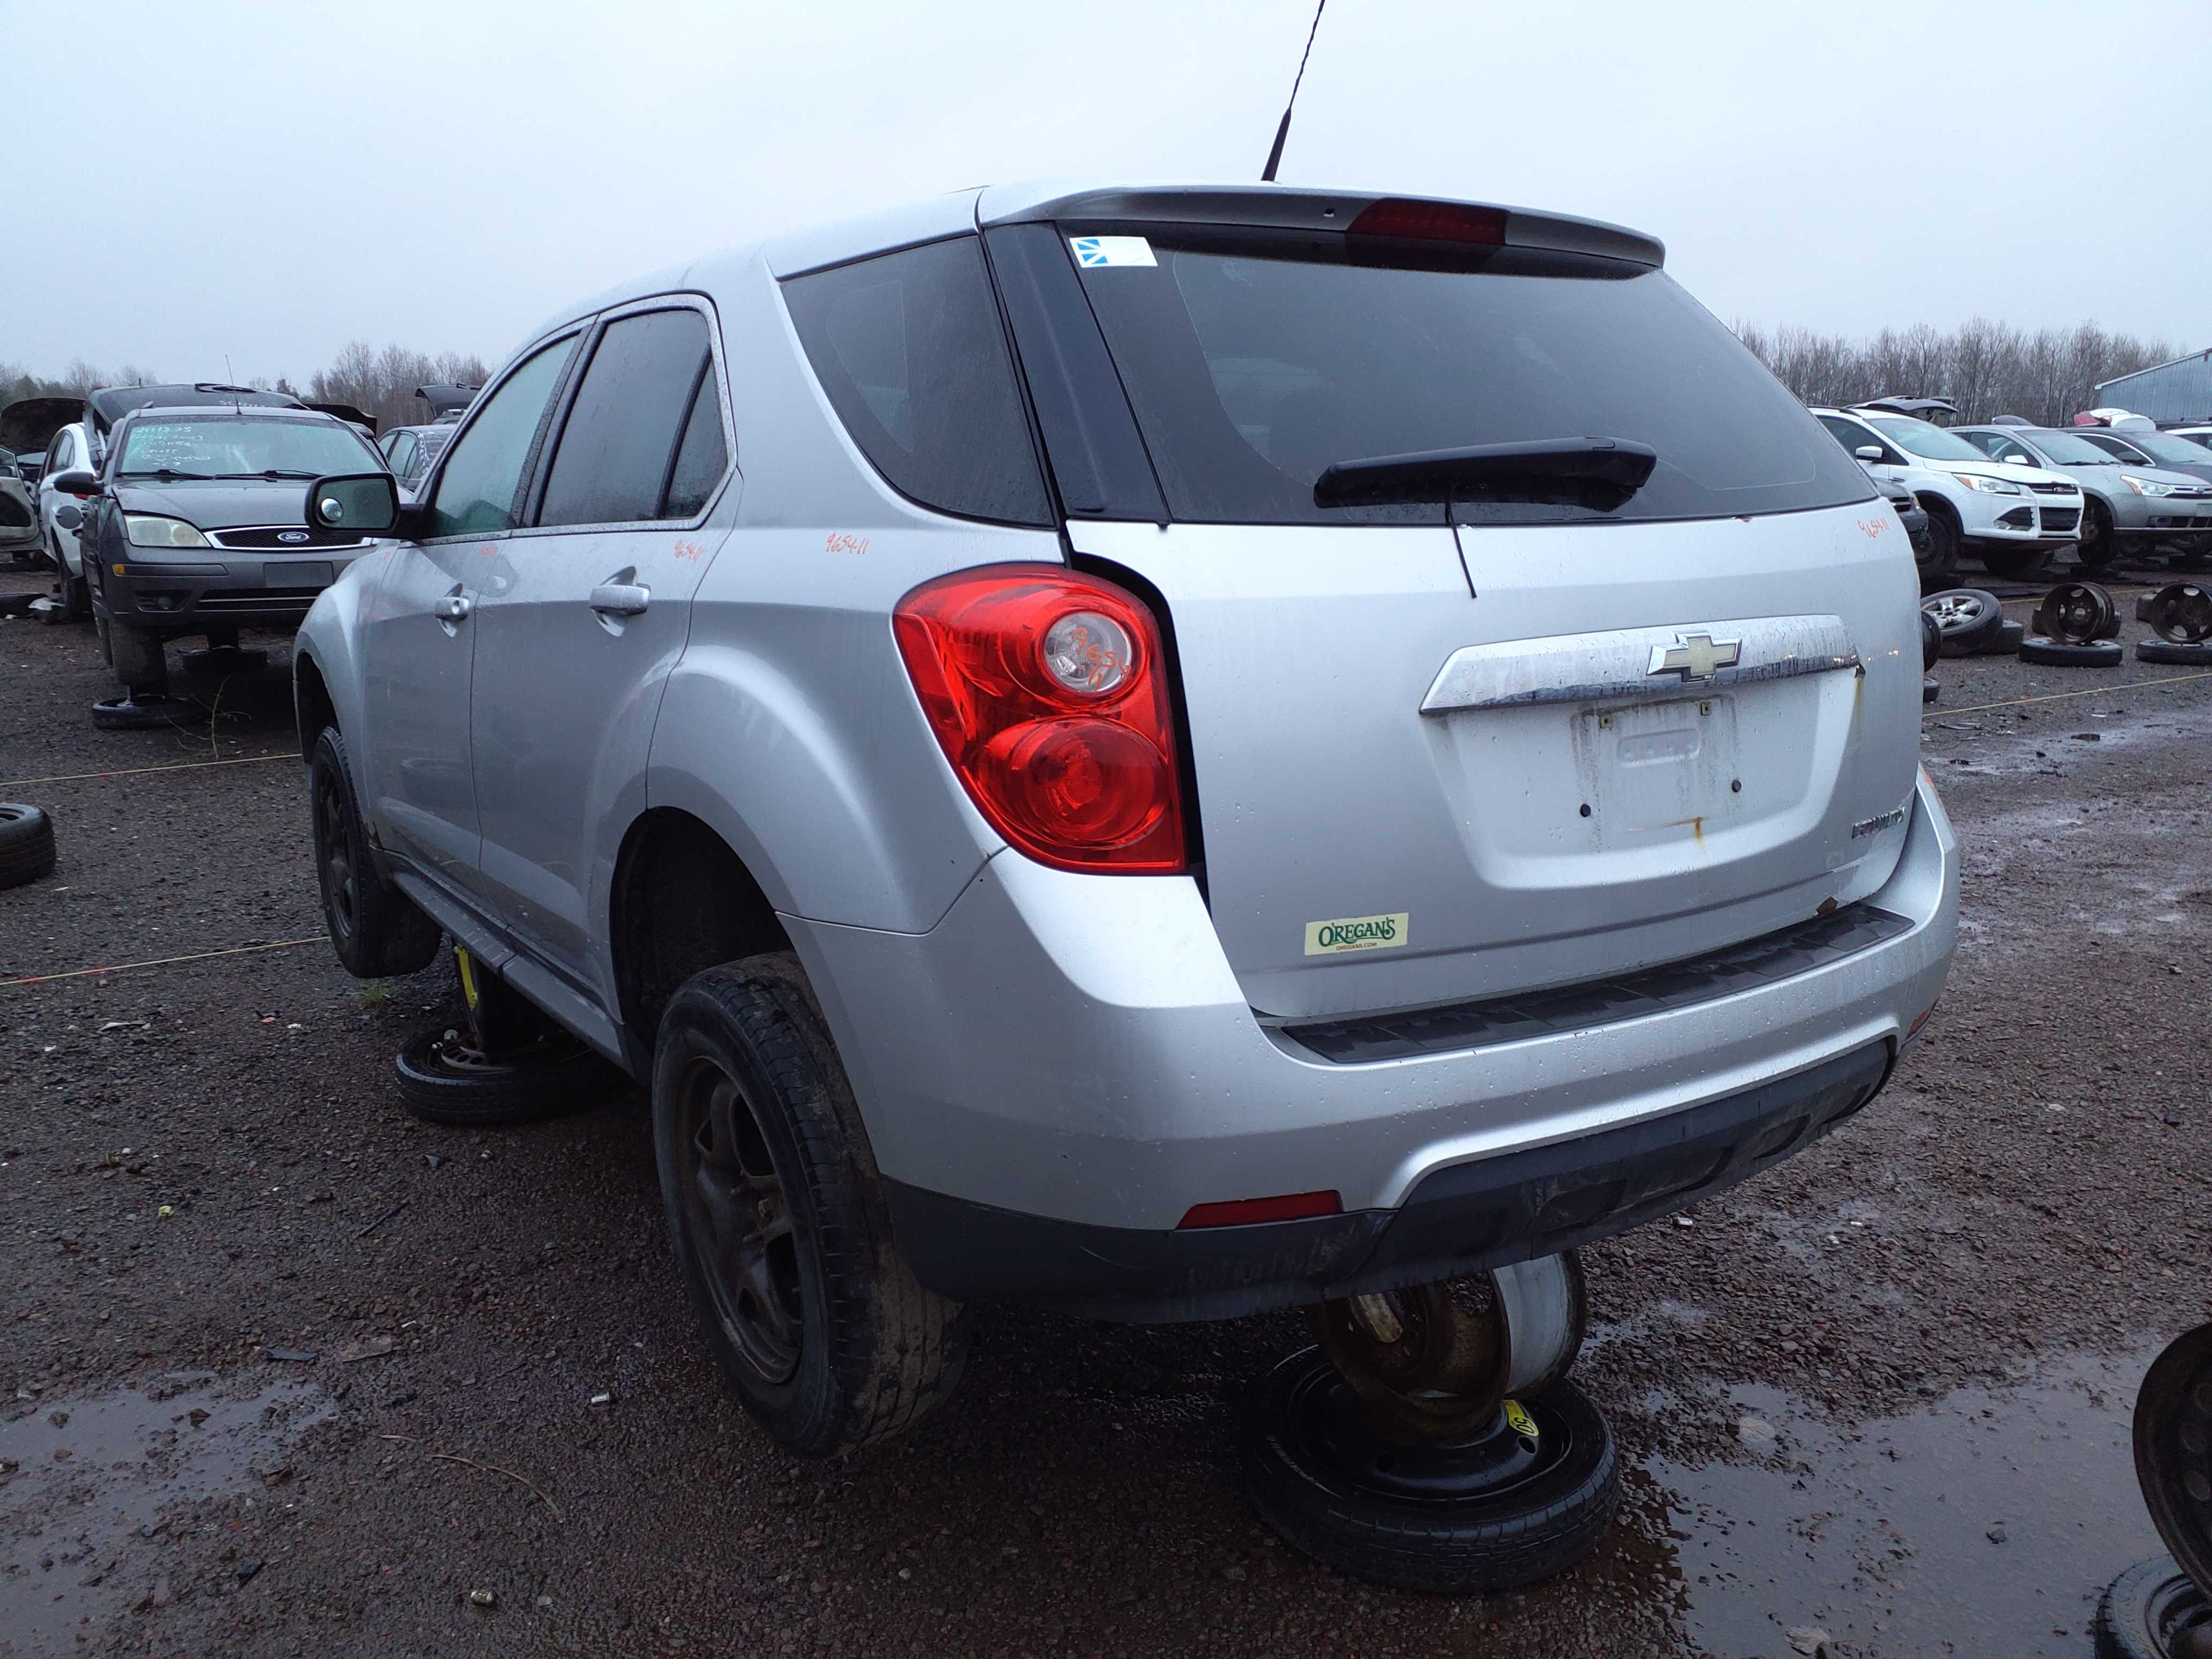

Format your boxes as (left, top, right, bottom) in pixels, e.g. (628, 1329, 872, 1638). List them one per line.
(1347, 199, 1507, 245)
(1177, 1191, 1343, 1229)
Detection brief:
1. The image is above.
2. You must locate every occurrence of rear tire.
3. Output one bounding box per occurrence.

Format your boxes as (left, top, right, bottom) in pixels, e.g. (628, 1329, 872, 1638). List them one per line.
(0, 803, 57, 890)
(309, 726, 443, 978)
(2095, 1554, 2210, 1659)
(1923, 588, 2004, 655)
(653, 955, 968, 1457)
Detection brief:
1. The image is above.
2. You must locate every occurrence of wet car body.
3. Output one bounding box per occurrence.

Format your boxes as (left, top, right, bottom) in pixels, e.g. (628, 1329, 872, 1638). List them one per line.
(65, 405, 391, 684)
(1955, 424, 2212, 560)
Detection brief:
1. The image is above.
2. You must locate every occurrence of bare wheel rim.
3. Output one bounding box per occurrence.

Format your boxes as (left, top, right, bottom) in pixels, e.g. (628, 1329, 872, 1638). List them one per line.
(313, 766, 357, 944)
(676, 1055, 804, 1385)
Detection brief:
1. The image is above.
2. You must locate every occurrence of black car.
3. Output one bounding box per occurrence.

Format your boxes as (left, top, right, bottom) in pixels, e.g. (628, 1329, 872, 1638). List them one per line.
(43, 400, 391, 705)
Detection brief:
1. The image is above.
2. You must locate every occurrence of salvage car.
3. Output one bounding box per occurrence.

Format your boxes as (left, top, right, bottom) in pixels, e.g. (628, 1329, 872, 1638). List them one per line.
(0, 447, 37, 562)
(377, 422, 454, 494)
(42, 400, 391, 702)
(1956, 423, 2212, 565)
(1815, 405, 2084, 580)
(292, 182, 1959, 1464)
(2072, 425, 2212, 491)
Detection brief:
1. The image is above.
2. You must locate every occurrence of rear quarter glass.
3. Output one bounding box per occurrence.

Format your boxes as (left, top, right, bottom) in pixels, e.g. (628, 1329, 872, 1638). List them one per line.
(1059, 225, 1872, 527)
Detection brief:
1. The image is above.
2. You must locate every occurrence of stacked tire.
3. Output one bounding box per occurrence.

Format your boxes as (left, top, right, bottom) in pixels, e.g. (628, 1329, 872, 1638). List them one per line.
(0, 803, 56, 890)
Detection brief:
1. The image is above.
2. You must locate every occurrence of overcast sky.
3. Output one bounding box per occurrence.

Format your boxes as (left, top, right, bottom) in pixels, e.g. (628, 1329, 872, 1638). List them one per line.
(4, 0, 2207, 385)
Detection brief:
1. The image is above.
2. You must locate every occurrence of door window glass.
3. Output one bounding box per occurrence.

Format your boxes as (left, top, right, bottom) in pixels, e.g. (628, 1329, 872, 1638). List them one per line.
(537, 309, 720, 526)
(783, 237, 1052, 526)
(1818, 415, 1885, 459)
(426, 336, 579, 538)
(387, 432, 417, 479)
(661, 371, 729, 519)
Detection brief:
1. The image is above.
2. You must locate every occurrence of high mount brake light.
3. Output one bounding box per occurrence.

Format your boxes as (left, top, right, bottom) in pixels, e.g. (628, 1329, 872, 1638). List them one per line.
(1346, 199, 1507, 245)
(894, 566, 1187, 874)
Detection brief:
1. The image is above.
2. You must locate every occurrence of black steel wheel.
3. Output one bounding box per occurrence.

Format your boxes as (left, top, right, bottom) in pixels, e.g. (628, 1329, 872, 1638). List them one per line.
(1242, 1347, 1619, 1594)
(309, 726, 442, 978)
(2020, 636, 2125, 667)
(2145, 583, 2212, 645)
(1923, 588, 2004, 655)
(0, 802, 57, 890)
(652, 955, 967, 1456)
(2035, 580, 2120, 644)
(2096, 1554, 2212, 1659)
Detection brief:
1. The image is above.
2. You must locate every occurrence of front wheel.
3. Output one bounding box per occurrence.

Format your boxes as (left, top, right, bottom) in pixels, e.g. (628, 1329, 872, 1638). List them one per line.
(309, 725, 443, 978)
(654, 955, 968, 1457)
(54, 537, 91, 621)
(2076, 500, 2118, 570)
(1916, 504, 1963, 589)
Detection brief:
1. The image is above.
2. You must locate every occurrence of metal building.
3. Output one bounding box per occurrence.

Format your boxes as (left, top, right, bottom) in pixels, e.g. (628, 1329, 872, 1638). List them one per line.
(2096, 348, 2212, 424)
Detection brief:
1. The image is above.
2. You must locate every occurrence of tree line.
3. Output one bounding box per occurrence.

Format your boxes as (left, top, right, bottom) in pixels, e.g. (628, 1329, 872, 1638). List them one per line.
(1733, 319, 2181, 427)
(0, 342, 491, 436)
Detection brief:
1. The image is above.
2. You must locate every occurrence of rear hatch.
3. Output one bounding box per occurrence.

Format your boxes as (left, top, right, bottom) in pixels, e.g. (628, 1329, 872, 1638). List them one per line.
(981, 193, 1919, 1021)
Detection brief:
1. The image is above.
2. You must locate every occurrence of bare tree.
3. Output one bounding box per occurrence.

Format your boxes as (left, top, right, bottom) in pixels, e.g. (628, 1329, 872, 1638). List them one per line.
(1737, 317, 2182, 425)
(310, 342, 490, 432)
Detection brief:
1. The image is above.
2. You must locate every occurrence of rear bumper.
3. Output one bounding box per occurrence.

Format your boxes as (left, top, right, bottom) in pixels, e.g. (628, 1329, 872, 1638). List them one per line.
(886, 1038, 1891, 1321)
(794, 773, 1958, 1317)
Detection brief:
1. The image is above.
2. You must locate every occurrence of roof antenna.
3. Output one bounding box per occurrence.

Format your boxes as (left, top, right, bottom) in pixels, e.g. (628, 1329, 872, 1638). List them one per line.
(1261, 0, 1328, 184)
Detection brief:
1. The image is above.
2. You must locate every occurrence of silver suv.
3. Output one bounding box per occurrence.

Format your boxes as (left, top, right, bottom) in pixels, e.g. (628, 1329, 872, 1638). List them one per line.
(293, 183, 1959, 1456)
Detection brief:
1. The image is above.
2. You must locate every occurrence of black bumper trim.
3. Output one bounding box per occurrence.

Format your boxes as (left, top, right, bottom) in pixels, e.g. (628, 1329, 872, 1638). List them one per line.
(1278, 905, 1910, 1063)
(885, 1038, 1893, 1322)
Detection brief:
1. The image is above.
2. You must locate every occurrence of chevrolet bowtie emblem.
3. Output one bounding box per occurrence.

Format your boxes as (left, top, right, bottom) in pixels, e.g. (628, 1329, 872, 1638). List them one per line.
(1647, 632, 1742, 682)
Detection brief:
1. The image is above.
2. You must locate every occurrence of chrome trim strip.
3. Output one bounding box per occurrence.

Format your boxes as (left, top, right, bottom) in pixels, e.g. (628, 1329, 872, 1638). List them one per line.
(1421, 615, 1859, 714)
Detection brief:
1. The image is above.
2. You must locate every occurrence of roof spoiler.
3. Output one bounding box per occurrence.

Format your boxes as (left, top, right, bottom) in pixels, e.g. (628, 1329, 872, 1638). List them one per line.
(975, 185, 1664, 268)
(415, 383, 479, 417)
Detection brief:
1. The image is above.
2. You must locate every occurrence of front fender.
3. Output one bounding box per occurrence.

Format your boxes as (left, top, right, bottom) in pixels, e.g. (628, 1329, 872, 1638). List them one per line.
(294, 548, 387, 766)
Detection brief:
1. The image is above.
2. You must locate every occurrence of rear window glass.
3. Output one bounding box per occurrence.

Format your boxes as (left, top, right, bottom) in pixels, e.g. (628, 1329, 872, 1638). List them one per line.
(783, 237, 1051, 527)
(1067, 227, 1872, 526)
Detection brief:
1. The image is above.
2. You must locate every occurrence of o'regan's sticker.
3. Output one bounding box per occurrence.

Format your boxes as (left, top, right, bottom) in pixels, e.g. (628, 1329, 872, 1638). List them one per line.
(1070, 235, 1156, 268)
(1304, 913, 1409, 956)
(1504, 1399, 1539, 1439)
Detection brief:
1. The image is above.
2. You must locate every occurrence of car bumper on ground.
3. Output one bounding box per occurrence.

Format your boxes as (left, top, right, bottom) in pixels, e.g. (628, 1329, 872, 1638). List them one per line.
(795, 773, 1959, 1322)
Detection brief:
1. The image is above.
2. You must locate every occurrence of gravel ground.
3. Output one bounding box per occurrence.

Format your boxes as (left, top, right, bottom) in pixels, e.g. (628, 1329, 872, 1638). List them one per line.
(2, 566, 2208, 1658)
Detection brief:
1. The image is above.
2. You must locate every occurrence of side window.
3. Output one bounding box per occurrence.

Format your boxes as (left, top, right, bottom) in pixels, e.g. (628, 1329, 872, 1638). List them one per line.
(425, 336, 579, 539)
(379, 430, 401, 459)
(536, 308, 722, 527)
(387, 433, 416, 479)
(1818, 415, 1880, 459)
(662, 372, 729, 519)
(783, 236, 1052, 526)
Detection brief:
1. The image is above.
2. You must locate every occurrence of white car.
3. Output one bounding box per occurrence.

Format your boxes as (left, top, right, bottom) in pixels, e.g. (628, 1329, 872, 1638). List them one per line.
(35, 421, 96, 618)
(1813, 406, 2084, 582)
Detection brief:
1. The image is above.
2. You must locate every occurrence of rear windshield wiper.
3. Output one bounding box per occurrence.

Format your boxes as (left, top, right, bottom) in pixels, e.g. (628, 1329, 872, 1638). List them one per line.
(1313, 437, 1659, 513)
(218, 469, 320, 481)
(118, 468, 215, 481)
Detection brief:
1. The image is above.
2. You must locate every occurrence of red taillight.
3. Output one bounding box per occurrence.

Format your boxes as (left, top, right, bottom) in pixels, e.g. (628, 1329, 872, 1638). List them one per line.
(894, 565, 1187, 874)
(1178, 1191, 1342, 1229)
(1347, 198, 1507, 245)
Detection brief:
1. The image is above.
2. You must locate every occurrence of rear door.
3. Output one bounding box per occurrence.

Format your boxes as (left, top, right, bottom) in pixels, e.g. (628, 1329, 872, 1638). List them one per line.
(999, 215, 1917, 1020)
(466, 300, 734, 990)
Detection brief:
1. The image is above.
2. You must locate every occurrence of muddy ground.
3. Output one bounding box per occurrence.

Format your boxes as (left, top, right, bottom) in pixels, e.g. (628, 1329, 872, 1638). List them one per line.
(2, 564, 2208, 1658)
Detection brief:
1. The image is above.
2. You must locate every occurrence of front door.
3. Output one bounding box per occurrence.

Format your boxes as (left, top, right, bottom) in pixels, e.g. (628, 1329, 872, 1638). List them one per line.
(467, 303, 733, 989)
(361, 332, 582, 893)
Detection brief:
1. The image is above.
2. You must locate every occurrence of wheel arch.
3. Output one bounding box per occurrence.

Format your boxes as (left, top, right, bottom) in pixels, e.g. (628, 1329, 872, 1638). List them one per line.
(608, 807, 794, 1058)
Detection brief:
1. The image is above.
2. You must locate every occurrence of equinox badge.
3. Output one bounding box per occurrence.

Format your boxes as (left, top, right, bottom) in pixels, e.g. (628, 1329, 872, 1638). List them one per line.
(1647, 631, 1742, 683)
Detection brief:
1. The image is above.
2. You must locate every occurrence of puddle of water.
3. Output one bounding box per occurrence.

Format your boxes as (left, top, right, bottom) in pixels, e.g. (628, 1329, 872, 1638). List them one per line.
(0, 1374, 331, 1654)
(1655, 1348, 2160, 1657)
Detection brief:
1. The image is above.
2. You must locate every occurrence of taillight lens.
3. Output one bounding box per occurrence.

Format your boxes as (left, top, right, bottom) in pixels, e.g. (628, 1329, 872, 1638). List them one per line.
(894, 565, 1186, 873)
(1347, 198, 1507, 245)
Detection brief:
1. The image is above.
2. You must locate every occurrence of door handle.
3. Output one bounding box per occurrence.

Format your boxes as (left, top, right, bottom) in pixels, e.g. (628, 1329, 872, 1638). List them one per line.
(432, 591, 472, 622)
(589, 581, 650, 618)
